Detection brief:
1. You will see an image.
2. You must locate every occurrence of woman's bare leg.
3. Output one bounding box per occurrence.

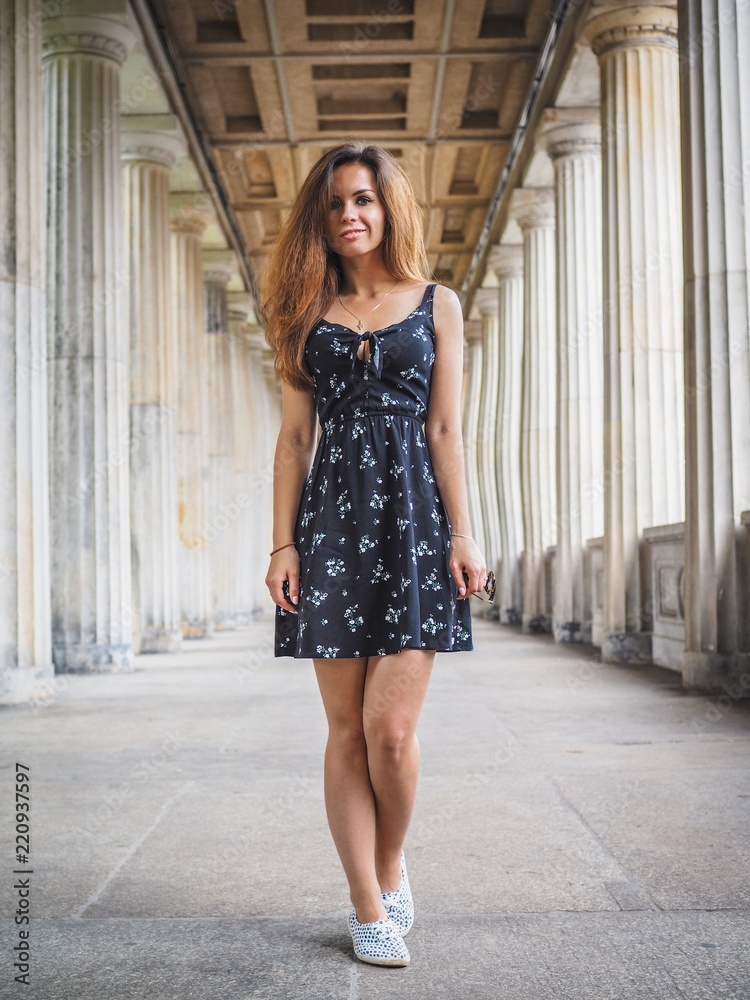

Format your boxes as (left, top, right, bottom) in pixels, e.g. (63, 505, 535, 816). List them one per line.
(312, 656, 388, 924)
(362, 648, 435, 893)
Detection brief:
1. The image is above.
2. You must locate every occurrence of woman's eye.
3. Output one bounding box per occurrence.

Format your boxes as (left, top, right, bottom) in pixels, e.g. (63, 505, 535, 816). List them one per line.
(330, 197, 372, 210)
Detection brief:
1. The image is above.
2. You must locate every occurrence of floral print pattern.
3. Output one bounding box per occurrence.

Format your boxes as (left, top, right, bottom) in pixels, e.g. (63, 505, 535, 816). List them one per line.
(274, 283, 473, 658)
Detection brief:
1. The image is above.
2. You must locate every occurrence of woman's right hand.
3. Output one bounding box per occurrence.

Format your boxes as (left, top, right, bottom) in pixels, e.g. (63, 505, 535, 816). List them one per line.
(266, 546, 300, 614)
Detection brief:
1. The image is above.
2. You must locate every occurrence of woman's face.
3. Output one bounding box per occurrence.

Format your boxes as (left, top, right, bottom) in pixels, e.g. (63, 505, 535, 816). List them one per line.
(324, 163, 386, 260)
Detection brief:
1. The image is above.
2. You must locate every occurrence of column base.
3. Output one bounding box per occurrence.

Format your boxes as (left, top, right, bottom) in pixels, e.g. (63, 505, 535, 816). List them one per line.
(52, 643, 135, 674)
(500, 607, 522, 626)
(231, 611, 255, 626)
(474, 604, 500, 621)
(213, 615, 236, 631)
(682, 652, 750, 697)
(553, 619, 593, 645)
(182, 620, 214, 639)
(0, 664, 56, 706)
(601, 631, 653, 664)
(522, 614, 552, 634)
(139, 629, 183, 654)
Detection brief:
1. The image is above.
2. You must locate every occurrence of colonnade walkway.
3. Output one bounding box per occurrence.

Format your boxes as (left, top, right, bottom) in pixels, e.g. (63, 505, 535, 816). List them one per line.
(1, 617, 749, 999)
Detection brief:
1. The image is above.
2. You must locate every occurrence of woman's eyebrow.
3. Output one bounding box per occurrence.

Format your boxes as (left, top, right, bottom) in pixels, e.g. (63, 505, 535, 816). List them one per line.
(330, 187, 375, 200)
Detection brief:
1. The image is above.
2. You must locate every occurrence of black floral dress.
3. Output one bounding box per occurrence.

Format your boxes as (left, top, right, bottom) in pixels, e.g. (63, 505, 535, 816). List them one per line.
(274, 283, 473, 658)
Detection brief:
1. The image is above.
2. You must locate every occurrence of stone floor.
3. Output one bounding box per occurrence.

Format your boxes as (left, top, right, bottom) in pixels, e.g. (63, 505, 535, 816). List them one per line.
(1, 616, 749, 999)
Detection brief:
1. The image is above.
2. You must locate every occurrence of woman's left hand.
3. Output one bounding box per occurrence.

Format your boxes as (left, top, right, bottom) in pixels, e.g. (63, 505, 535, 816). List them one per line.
(448, 535, 487, 599)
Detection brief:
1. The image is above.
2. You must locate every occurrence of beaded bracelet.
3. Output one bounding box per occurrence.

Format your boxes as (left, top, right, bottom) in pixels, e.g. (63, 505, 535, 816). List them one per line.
(270, 542, 296, 556)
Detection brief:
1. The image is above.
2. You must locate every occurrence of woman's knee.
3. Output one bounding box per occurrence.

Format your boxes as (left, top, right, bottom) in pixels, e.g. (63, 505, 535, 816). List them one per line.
(363, 719, 415, 761)
(327, 719, 367, 755)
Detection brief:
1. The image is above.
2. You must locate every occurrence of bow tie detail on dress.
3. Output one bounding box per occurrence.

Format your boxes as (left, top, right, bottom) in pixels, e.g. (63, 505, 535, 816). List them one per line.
(352, 330, 384, 380)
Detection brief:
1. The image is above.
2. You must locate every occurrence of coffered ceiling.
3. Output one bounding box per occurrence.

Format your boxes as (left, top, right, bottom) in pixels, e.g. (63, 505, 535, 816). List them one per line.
(154, 0, 550, 291)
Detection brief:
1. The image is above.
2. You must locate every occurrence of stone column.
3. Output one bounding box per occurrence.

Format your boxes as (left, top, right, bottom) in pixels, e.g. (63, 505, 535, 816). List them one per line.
(489, 244, 525, 627)
(122, 118, 184, 654)
(0, 0, 54, 703)
(203, 250, 238, 630)
(246, 323, 277, 613)
(678, 0, 750, 694)
(584, 3, 684, 663)
(510, 187, 557, 634)
(227, 292, 255, 623)
(543, 119, 605, 646)
(474, 289, 503, 604)
(43, 5, 136, 671)
(170, 192, 213, 638)
(262, 348, 282, 425)
(462, 320, 487, 559)
(261, 350, 283, 424)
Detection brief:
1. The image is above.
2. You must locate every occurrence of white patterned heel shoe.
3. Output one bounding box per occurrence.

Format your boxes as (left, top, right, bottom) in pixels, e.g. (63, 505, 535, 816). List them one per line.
(381, 851, 414, 936)
(348, 910, 410, 967)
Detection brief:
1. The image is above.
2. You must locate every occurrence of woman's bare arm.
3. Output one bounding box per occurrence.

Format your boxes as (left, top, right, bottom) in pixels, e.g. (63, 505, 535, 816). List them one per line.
(424, 284, 486, 598)
(266, 379, 318, 613)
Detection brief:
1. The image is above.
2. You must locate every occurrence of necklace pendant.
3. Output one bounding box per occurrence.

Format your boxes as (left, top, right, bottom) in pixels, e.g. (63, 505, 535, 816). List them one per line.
(357, 320, 363, 332)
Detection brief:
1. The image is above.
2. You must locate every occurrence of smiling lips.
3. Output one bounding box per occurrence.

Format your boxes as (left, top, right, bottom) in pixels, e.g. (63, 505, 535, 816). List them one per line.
(340, 228, 366, 240)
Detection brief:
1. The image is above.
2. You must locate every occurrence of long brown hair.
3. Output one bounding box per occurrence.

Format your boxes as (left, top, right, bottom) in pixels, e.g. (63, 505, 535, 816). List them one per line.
(259, 141, 431, 392)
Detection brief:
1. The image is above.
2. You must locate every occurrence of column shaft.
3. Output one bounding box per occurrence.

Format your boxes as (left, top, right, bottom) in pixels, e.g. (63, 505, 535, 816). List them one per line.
(491, 246, 525, 626)
(475, 291, 502, 600)
(679, 0, 750, 692)
(462, 324, 486, 558)
(0, 0, 54, 703)
(586, 5, 685, 661)
(511, 189, 557, 633)
(122, 127, 183, 653)
(43, 9, 135, 671)
(170, 196, 213, 637)
(247, 324, 278, 614)
(545, 121, 605, 645)
(204, 252, 238, 629)
(227, 295, 256, 622)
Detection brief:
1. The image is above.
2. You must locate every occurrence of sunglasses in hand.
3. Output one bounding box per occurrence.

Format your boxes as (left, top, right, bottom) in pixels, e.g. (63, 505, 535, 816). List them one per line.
(462, 570, 496, 605)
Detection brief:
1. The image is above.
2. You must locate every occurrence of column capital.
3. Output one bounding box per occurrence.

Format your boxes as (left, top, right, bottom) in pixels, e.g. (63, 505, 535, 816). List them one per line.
(202, 249, 237, 286)
(262, 351, 278, 380)
(583, 4, 678, 59)
(464, 319, 483, 342)
(509, 187, 555, 231)
(540, 106, 600, 131)
(245, 323, 268, 351)
(474, 288, 499, 318)
(122, 115, 185, 168)
(227, 291, 255, 327)
(542, 121, 601, 161)
(169, 192, 213, 235)
(489, 244, 524, 280)
(42, 8, 136, 65)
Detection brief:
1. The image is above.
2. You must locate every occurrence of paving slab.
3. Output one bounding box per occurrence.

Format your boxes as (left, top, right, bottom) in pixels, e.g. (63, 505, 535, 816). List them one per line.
(1, 617, 749, 999)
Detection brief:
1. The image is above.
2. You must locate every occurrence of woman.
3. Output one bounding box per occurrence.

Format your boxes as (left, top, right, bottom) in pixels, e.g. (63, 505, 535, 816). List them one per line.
(262, 142, 487, 967)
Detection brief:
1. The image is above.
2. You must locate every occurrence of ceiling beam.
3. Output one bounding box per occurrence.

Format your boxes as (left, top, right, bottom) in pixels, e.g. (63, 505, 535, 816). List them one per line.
(427, 0, 457, 140)
(460, 0, 595, 311)
(181, 50, 539, 65)
(132, 0, 255, 292)
(260, 0, 296, 144)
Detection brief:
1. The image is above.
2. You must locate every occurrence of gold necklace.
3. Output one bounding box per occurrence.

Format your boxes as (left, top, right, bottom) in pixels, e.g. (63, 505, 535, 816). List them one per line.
(337, 280, 400, 332)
